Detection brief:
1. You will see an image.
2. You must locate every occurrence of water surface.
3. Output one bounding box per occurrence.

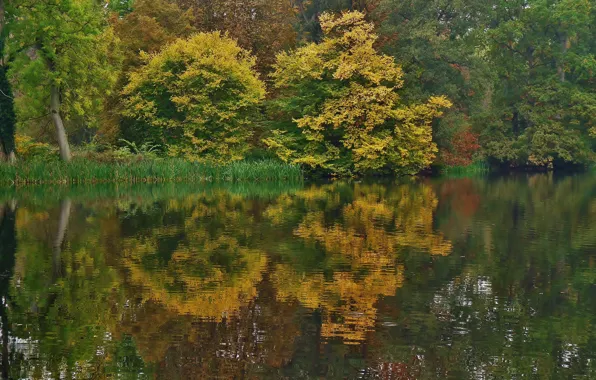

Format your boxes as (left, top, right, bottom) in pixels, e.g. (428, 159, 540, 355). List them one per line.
(1, 174, 596, 379)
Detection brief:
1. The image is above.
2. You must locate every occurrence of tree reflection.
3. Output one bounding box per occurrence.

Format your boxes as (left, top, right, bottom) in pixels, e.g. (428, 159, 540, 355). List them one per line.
(7, 201, 146, 379)
(267, 182, 451, 344)
(118, 191, 268, 321)
(4, 176, 596, 378)
(0, 202, 16, 379)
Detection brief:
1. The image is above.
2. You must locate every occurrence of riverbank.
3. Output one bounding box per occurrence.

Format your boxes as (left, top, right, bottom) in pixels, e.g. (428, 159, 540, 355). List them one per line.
(0, 159, 303, 185)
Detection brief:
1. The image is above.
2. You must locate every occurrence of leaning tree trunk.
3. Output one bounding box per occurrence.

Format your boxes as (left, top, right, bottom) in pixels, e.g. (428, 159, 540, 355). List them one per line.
(52, 199, 71, 281)
(50, 86, 71, 162)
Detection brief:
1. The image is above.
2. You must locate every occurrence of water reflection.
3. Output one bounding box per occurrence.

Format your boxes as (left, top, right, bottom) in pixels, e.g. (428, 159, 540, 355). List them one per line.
(269, 183, 451, 344)
(1, 175, 596, 378)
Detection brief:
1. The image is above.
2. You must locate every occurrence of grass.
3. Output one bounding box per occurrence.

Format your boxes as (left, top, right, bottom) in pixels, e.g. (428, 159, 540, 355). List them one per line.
(439, 160, 490, 177)
(0, 158, 303, 185)
(0, 181, 304, 209)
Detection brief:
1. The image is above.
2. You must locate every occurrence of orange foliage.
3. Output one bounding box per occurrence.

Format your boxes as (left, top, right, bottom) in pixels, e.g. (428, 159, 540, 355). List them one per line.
(440, 127, 481, 167)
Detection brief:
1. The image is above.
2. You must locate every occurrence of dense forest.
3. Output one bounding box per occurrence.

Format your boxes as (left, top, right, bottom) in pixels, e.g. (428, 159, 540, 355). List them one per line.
(0, 0, 594, 176)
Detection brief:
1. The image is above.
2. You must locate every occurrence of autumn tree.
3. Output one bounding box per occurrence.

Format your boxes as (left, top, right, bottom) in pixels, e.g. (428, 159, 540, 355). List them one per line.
(122, 32, 265, 163)
(106, 0, 194, 142)
(175, 0, 297, 72)
(8, 0, 120, 161)
(112, 0, 194, 70)
(265, 11, 451, 176)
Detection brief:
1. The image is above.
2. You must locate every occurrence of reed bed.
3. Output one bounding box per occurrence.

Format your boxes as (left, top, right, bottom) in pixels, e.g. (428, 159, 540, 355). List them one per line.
(440, 161, 490, 177)
(0, 158, 303, 185)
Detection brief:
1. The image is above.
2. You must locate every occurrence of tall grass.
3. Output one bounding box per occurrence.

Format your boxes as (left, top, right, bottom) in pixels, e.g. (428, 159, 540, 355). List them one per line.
(440, 161, 490, 177)
(0, 181, 304, 209)
(0, 158, 303, 185)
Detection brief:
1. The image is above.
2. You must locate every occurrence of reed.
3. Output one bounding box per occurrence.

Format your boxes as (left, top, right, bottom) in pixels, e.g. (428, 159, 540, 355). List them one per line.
(0, 158, 303, 185)
(440, 161, 490, 177)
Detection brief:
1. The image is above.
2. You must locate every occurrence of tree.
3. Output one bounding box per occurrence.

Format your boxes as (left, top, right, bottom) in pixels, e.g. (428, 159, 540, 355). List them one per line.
(122, 32, 265, 163)
(8, 0, 121, 161)
(291, 0, 380, 42)
(375, 0, 490, 166)
(265, 11, 451, 176)
(106, 0, 195, 142)
(175, 0, 297, 72)
(112, 0, 194, 70)
(0, 0, 15, 163)
(478, 0, 596, 168)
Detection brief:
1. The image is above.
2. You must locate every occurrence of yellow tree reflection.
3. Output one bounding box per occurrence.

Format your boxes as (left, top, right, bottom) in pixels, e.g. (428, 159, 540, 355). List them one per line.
(269, 182, 452, 344)
(119, 191, 268, 321)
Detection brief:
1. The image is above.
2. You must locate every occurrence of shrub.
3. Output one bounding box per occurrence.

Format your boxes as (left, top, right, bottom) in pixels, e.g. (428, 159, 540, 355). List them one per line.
(15, 135, 57, 160)
(122, 32, 266, 164)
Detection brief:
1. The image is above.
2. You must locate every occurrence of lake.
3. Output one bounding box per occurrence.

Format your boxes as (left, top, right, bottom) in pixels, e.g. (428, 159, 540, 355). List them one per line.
(1, 173, 596, 379)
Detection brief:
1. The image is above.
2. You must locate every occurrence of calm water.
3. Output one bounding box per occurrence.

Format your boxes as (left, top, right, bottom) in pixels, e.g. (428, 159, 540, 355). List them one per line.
(1, 174, 596, 379)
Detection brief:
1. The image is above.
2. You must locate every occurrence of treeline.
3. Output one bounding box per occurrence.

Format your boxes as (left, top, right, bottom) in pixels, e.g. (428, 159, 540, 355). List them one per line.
(0, 0, 594, 176)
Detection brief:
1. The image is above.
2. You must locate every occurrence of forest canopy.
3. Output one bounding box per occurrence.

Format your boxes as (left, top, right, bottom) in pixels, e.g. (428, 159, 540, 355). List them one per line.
(0, 0, 594, 175)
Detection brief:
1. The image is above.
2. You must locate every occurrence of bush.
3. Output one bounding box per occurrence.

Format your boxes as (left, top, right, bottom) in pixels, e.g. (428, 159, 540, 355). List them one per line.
(122, 32, 266, 164)
(15, 135, 57, 160)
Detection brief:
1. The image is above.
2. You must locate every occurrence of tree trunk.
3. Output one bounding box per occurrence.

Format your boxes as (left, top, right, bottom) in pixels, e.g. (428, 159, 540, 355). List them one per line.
(50, 86, 71, 162)
(558, 33, 568, 83)
(52, 199, 71, 280)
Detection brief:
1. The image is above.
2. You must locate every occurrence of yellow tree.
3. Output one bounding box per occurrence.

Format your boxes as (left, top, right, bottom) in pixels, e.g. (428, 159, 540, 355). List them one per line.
(103, 0, 195, 142)
(265, 11, 451, 176)
(122, 32, 266, 163)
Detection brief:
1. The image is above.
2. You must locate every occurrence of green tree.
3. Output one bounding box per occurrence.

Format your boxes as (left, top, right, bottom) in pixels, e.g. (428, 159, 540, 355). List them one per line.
(122, 32, 265, 163)
(7, 0, 121, 161)
(265, 11, 451, 176)
(0, 0, 15, 163)
(376, 0, 490, 165)
(479, 0, 596, 167)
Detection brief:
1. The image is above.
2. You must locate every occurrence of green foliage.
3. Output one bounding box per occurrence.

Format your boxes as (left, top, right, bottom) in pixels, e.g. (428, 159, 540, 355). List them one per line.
(108, 0, 134, 16)
(122, 32, 266, 164)
(265, 11, 451, 176)
(0, 65, 15, 155)
(376, 0, 490, 157)
(0, 158, 302, 185)
(7, 0, 121, 128)
(118, 138, 161, 157)
(476, 0, 596, 167)
(439, 160, 490, 177)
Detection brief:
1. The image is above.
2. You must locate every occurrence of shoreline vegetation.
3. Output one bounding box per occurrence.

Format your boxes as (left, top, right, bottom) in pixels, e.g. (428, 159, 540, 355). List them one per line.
(0, 3, 593, 179)
(1, 155, 593, 186)
(0, 159, 303, 185)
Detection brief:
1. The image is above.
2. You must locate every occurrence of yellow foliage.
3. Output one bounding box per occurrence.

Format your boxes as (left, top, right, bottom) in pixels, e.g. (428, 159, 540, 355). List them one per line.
(266, 11, 452, 176)
(14, 134, 55, 159)
(122, 32, 266, 163)
(268, 182, 452, 343)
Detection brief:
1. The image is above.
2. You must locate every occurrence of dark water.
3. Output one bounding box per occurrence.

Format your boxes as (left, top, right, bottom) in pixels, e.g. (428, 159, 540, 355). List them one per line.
(1, 174, 596, 379)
